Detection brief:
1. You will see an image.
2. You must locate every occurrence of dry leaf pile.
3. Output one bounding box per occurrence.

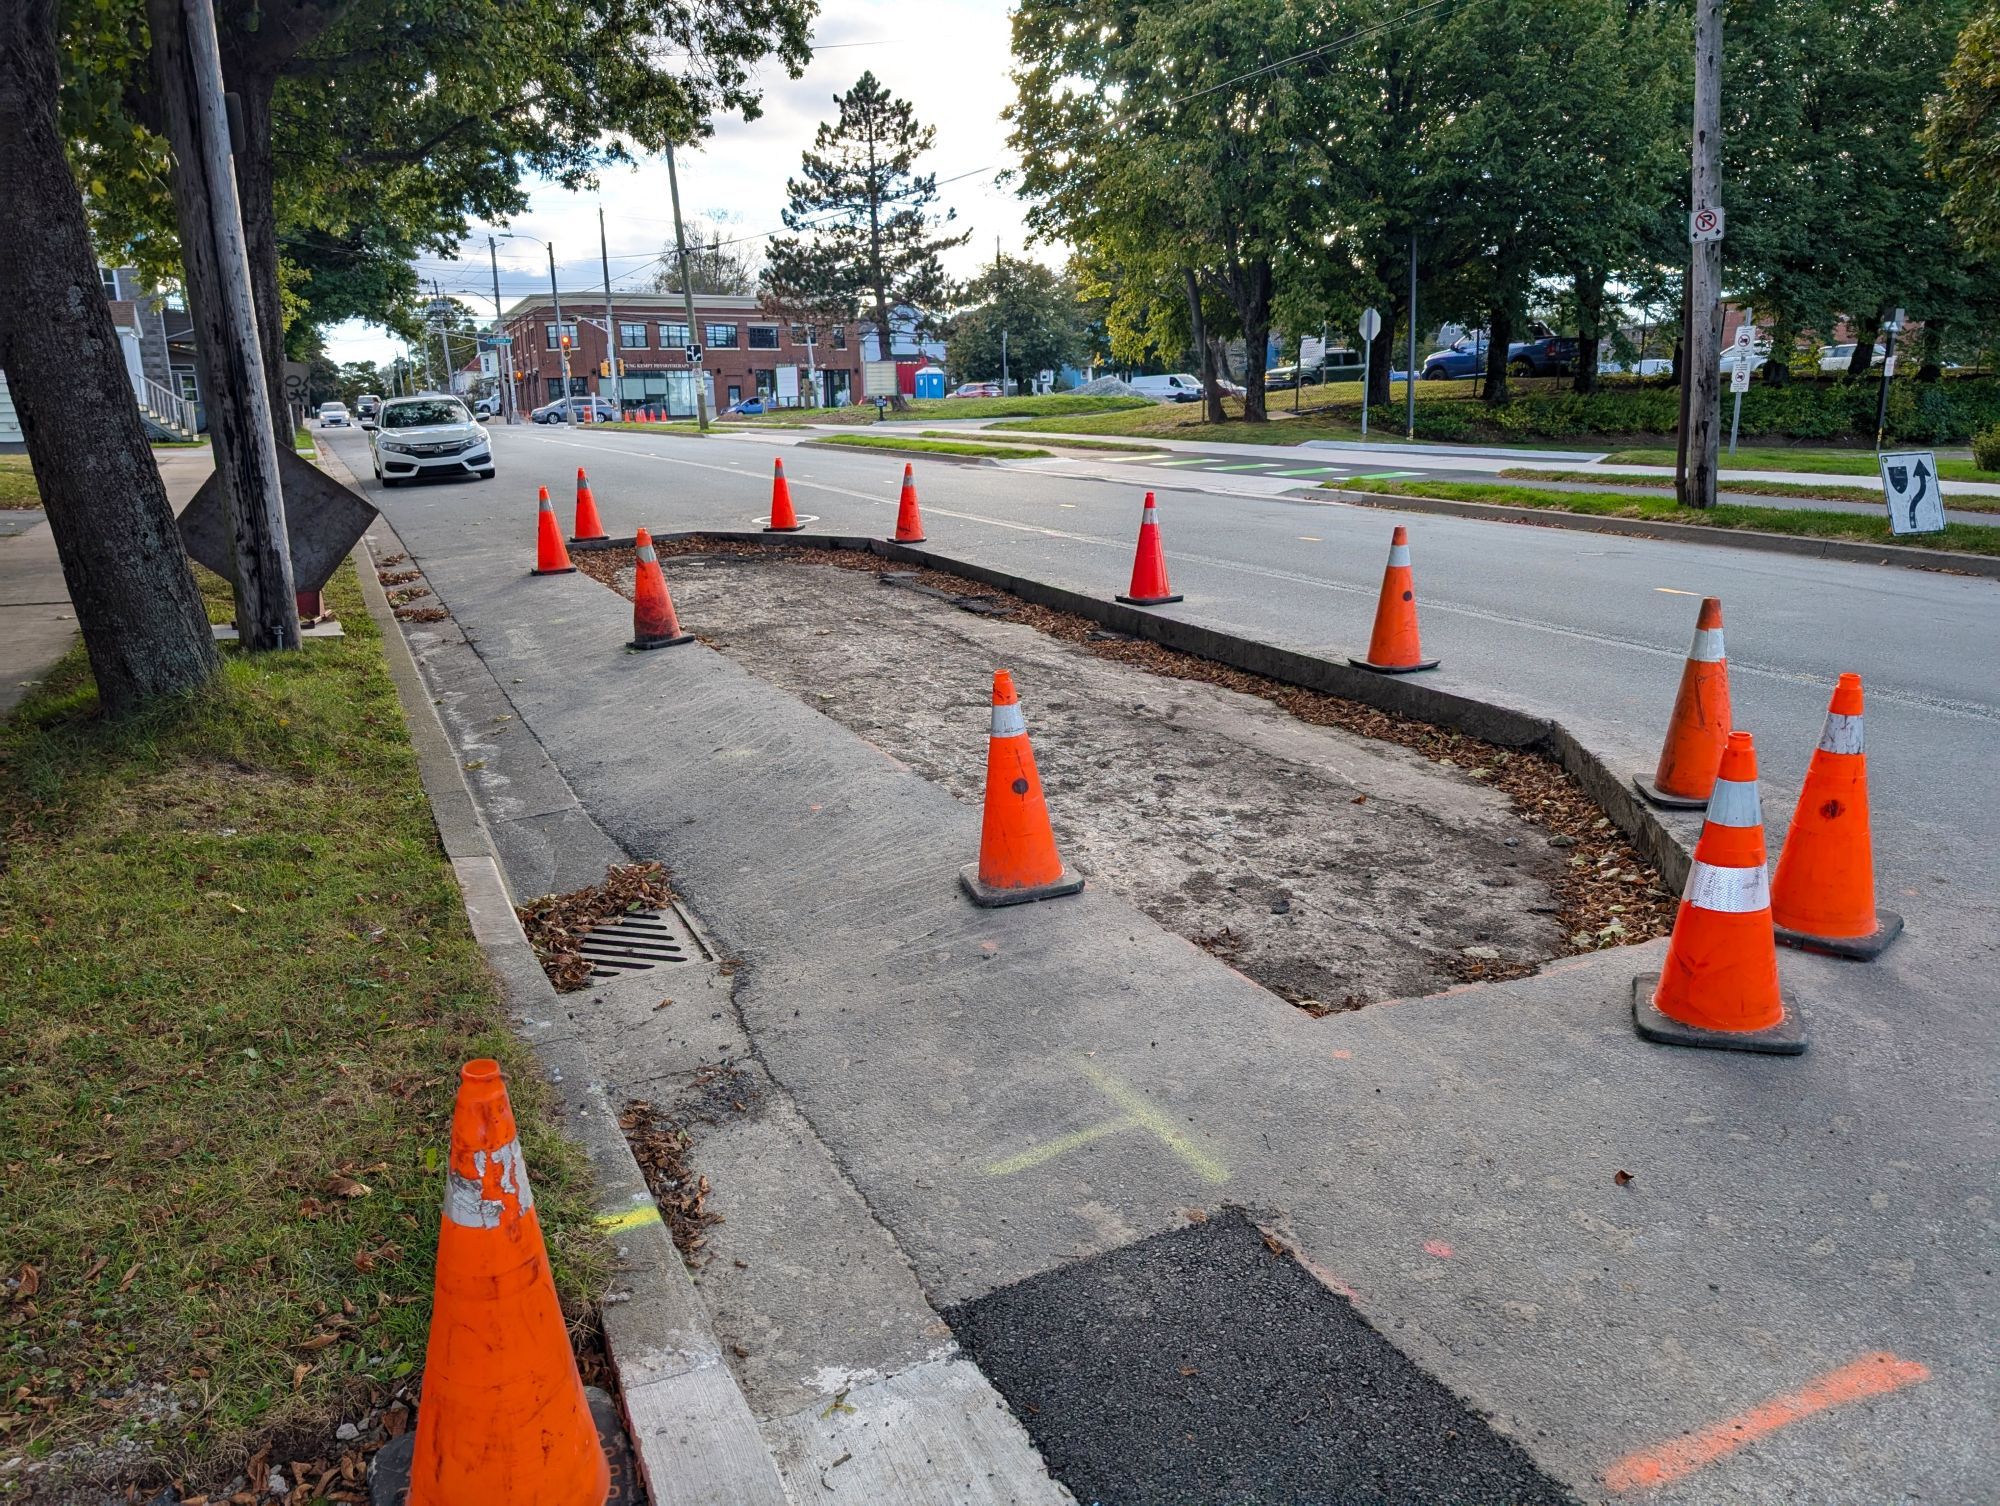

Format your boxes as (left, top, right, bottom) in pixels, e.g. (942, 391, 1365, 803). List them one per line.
(618, 1100, 719, 1263)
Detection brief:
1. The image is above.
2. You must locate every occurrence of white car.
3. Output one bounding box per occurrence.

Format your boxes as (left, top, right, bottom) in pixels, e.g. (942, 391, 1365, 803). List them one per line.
(318, 401, 351, 428)
(370, 396, 493, 486)
(1819, 343, 1886, 373)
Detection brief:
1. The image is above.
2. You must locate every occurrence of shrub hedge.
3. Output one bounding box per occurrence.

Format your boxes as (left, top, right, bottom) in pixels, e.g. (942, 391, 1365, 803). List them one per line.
(1974, 424, 2000, 471)
(1407, 376, 2000, 445)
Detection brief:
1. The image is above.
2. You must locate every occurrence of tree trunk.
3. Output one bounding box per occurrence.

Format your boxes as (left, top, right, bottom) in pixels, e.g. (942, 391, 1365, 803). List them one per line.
(1846, 304, 1886, 379)
(0, 0, 221, 714)
(1239, 258, 1272, 423)
(1183, 269, 1224, 424)
(1367, 314, 1399, 408)
(1481, 305, 1514, 404)
(150, 0, 299, 649)
(1572, 267, 1604, 395)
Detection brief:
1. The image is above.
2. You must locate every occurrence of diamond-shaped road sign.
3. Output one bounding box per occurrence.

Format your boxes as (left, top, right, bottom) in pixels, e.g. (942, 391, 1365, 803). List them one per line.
(178, 448, 378, 594)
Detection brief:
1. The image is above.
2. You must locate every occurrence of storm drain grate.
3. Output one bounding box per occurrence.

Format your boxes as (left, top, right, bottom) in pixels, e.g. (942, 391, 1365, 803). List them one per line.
(577, 909, 693, 977)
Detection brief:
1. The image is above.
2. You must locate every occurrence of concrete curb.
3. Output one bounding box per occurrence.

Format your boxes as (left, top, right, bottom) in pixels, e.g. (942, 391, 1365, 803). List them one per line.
(336, 463, 792, 1504)
(797, 438, 1015, 466)
(660, 528, 1701, 895)
(1315, 486, 2000, 578)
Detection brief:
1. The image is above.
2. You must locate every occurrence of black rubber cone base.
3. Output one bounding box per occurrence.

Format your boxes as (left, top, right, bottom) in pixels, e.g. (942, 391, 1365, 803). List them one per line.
(569, 534, 611, 547)
(960, 864, 1084, 908)
(1117, 592, 1184, 606)
(1632, 775, 1709, 810)
(1775, 909, 1903, 961)
(1631, 974, 1806, 1055)
(764, 523, 806, 534)
(531, 564, 577, 576)
(1349, 656, 1439, 674)
(630, 633, 696, 651)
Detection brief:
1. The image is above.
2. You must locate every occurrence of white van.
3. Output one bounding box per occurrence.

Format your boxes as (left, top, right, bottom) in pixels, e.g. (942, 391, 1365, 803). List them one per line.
(1130, 373, 1206, 403)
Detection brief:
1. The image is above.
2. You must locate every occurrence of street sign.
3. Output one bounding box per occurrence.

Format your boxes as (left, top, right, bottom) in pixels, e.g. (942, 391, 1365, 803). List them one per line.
(1729, 360, 1752, 394)
(492, 334, 513, 346)
(1300, 335, 1325, 368)
(1883, 353, 1898, 378)
(1358, 307, 1383, 342)
(1878, 451, 1944, 535)
(1689, 204, 1725, 242)
(683, 344, 703, 363)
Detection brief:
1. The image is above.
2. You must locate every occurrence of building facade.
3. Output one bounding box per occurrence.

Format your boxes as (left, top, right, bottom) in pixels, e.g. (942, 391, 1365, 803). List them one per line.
(495, 292, 865, 416)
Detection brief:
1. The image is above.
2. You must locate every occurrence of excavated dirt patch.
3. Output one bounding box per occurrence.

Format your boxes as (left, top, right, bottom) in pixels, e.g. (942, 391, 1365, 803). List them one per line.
(579, 543, 1674, 1009)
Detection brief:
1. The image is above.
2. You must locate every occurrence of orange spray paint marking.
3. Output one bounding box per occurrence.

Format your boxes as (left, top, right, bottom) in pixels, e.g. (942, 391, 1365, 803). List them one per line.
(1603, 1352, 1930, 1492)
(1331, 1049, 1353, 1060)
(1423, 1239, 1453, 1258)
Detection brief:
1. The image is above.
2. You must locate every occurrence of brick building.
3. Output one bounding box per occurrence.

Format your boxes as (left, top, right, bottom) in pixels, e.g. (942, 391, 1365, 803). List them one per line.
(495, 291, 865, 416)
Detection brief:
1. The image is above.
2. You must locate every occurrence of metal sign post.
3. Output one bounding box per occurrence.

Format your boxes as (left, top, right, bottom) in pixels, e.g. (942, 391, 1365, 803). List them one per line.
(1358, 307, 1382, 437)
(1876, 306, 1904, 451)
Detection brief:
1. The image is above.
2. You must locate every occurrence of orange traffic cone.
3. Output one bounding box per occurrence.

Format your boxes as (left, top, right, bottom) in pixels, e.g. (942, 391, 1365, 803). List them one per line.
(1349, 526, 1437, 672)
(572, 467, 609, 544)
(960, 670, 1083, 907)
(1116, 492, 1183, 606)
(407, 1061, 610, 1506)
(766, 457, 805, 533)
(629, 528, 694, 650)
(894, 463, 927, 543)
(1771, 673, 1902, 959)
(1633, 731, 1804, 1054)
(533, 487, 576, 575)
(1635, 596, 1730, 808)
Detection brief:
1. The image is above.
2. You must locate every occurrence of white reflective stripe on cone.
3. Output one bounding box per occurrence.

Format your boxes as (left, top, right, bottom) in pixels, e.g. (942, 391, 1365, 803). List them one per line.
(1820, 711, 1864, 755)
(636, 544, 658, 564)
(1683, 860, 1771, 914)
(443, 1138, 536, 1228)
(989, 702, 1028, 739)
(1387, 544, 1411, 567)
(1686, 626, 1725, 663)
(1704, 776, 1763, 830)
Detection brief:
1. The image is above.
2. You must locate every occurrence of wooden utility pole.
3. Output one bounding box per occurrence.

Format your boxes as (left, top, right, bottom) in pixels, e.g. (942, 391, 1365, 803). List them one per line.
(150, 0, 298, 647)
(1678, 0, 1723, 510)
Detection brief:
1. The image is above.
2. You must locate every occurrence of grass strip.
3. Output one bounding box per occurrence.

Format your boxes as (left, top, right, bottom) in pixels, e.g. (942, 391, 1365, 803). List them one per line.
(814, 434, 1051, 460)
(0, 559, 604, 1497)
(1, 454, 38, 507)
(1496, 467, 2000, 515)
(923, 430, 1163, 454)
(1604, 445, 2000, 483)
(1332, 478, 2000, 557)
(574, 419, 708, 435)
(731, 394, 1151, 427)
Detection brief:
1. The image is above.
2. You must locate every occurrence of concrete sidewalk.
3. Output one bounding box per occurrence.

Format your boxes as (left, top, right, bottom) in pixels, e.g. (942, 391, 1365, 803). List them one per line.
(366, 482, 1991, 1502)
(0, 450, 216, 717)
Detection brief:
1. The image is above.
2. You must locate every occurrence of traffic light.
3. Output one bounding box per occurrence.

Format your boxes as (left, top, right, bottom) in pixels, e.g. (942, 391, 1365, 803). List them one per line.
(599, 360, 611, 379)
(560, 333, 571, 349)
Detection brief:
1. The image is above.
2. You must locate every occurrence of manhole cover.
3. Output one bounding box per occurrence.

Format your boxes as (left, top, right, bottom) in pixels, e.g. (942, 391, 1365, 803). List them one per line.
(577, 908, 693, 977)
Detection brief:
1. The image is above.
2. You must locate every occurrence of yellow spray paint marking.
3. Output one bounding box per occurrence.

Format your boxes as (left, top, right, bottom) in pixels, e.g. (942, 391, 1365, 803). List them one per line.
(1654, 586, 1700, 596)
(596, 1204, 663, 1233)
(984, 1059, 1228, 1185)
(1298, 535, 1323, 542)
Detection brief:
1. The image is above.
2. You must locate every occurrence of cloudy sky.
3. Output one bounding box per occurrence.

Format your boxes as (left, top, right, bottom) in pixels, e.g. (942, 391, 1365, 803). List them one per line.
(323, 0, 1033, 367)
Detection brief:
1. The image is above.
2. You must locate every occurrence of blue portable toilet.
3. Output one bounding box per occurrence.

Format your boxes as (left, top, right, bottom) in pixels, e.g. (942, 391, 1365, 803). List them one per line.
(913, 364, 947, 400)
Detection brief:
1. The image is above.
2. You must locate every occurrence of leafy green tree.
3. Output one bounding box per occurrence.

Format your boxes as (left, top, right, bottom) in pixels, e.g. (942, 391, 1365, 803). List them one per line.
(762, 72, 968, 374)
(1928, 5, 2000, 259)
(945, 256, 1087, 386)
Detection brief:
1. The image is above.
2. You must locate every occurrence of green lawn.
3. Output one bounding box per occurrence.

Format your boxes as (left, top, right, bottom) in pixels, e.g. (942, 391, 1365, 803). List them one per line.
(583, 419, 708, 435)
(1333, 478, 2000, 557)
(1, 454, 38, 507)
(813, 434, 1051, 461)
(1606, 445, 2000, 483)
(1000, 379, 1486, 444)
(1497, 467, 2000, 514)
(0, 561, 604, 1494)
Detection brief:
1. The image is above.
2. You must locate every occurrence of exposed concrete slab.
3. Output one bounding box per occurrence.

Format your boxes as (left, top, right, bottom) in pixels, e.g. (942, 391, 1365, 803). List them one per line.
(621, 1362, 791, 1506)
(761, 1357, 1075, 1505)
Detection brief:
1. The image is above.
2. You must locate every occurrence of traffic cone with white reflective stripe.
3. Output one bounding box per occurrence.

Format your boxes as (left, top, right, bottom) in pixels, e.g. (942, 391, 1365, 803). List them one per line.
(960, 670, 1083, 907)
(571, 467, 608, 543)
(629, 528, 694, 650)
(1771, 673, 1902, 959)
(1349, 526, 1438, 672)
(533, 486, 577, 575)
(1633, 731, 1805, 1054)
(1116, 492, 1182, 606)
(1636, 596, 1730, 808)
(766, 457, 804, 532)
(407, 1060, 610, 1506)
(893, 463, 927, 543)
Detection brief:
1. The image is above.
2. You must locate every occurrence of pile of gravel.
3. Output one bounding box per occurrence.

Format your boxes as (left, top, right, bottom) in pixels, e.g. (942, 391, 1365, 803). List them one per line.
(1067, 375, 1154, 399)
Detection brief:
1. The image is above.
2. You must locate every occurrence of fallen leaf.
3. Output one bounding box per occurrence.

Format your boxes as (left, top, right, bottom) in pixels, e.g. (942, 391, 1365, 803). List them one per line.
(1179, 1366, 1199, 1377)
(1182, 1207, 1208, 1224)
(13, 1265, 40, 1300)
(1614, 1170, 1633, 1186)
(292, 1364, 311, 1392)
(325, 1174, 372, 1199)
(117, 1261, 140, 1292)
(298, 1333, 341, 1351)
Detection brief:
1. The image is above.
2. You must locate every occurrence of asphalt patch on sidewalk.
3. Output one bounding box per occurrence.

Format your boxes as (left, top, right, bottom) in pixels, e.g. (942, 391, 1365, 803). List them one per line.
(948, 1211, 1576, 1506)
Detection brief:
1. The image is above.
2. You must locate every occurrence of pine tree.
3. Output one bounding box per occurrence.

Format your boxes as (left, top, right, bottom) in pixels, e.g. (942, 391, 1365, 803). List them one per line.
(762, 72, 969, 376)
